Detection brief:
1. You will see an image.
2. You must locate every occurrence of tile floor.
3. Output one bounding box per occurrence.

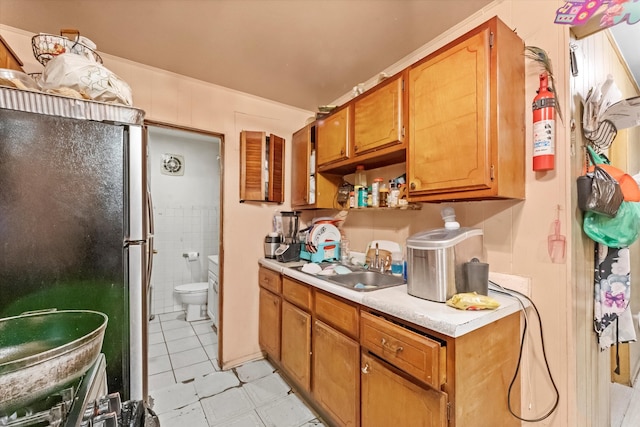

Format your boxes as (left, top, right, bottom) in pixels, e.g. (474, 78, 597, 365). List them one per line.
(147, 311, 326, 427)
(612, 378, 640, 426)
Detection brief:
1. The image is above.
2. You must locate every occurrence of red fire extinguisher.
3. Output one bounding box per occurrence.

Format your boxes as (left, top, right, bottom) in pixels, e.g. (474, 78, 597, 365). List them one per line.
(532, 72, 555, 171)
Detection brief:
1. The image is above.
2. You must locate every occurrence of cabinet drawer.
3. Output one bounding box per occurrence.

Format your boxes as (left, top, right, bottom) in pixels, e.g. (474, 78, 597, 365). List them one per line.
(360, 311, 445, 388)
(315, 291, 359, 339)
(282, 278, 312, 311)
(258, 267, 281, 293)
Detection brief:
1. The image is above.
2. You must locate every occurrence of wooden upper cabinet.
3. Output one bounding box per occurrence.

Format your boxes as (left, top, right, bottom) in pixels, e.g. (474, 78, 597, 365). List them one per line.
(407, 16, 524, 202)
(316, 105, 352, 167)
(291, 125, 312, 207)
(354, 72, 406, 155)
(239, 130, 285, 203)
(0, 36, 24, 72)
(291, 124, 342, 209)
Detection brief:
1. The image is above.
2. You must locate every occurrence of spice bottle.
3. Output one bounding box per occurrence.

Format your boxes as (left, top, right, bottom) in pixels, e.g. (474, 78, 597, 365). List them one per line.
(388, 180, 399, 208)
(349, 191, 355, 208)
(367, 186, 373, 207)
(372, 178, 383, 207)
(357, 186, 367, 208)
(379, 183, 389, 207)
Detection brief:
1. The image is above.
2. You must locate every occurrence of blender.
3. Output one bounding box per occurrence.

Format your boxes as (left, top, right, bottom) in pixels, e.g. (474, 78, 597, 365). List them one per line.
(275, 211, 302, 262)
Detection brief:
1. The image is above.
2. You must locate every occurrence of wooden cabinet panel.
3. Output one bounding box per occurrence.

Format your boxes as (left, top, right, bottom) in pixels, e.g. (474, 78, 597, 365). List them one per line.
(361, 311, 445, 388)
(281, 300, 311, 392)
(407, 17, 524, 201)
(291, 125, 312, 207)
(313, 320, 360, 427)
(0, 36, 24, 71)
(291, 124, 342, 209)
(408, 28, 490, 195)
(258, 267, 281, 293)
(315, 291, 359, 339)
(361, 352, 447, 427)
(354, 73, 405, 155)
(240, 131, 285, 203)
(258, 288, 281, 361)
(316, 106, 351, 166)
(282, 277, 312, 311)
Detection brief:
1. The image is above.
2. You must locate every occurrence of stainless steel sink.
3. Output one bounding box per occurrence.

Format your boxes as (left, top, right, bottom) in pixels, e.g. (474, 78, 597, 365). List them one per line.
(305, 269, 404, 292)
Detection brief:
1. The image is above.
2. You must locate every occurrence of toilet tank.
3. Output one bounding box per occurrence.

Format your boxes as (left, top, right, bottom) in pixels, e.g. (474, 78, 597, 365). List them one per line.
(406, 227, 484, 302)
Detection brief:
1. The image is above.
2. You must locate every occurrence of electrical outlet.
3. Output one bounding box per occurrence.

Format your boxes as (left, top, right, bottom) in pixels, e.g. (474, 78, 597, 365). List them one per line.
(489, 272, 531, 297)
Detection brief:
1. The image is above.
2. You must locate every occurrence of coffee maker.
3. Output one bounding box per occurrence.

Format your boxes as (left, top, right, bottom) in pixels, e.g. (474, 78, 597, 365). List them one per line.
(275, 211, 302, 262)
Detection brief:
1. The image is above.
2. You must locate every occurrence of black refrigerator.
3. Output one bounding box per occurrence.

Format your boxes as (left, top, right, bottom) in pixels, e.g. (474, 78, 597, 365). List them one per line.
(0, 86, 152, 402)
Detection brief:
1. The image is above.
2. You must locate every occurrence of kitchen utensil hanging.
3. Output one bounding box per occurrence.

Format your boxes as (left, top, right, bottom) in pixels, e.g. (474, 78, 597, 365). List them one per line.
(583, 119, 616, 152)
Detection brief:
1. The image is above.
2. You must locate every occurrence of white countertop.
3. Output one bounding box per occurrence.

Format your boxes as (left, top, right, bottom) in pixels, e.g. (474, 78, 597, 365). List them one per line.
(259, 258, 525, 338)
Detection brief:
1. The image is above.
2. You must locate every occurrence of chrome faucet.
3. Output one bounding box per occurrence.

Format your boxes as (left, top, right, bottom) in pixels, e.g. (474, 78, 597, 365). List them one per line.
(372, 243, 387, 273)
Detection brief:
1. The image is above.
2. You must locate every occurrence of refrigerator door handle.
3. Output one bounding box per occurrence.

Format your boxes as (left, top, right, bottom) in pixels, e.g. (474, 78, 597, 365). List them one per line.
(128, 243, 147, 401)
(127, 125, 146, 242)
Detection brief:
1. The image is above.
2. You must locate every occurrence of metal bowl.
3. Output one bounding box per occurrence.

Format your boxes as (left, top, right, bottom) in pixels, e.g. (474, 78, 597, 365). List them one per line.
(0, 309, 108, 415)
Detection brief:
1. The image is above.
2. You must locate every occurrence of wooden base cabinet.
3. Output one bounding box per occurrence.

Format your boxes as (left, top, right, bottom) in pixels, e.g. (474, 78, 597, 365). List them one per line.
(281, 300, 312, 392)
(361, 352, 447, 427)
(258, 288, 281, 361)
(258, 267, 282, 361)
(312, 320, 360, 427)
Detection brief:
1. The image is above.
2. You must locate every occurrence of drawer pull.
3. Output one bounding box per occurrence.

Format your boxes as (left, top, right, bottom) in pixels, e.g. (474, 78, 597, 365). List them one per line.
(361, 363, 370, 374)
(381, 337, 404, 354)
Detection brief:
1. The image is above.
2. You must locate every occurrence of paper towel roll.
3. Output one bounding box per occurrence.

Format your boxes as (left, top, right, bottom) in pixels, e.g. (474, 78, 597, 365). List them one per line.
(184, 251, 199, 262)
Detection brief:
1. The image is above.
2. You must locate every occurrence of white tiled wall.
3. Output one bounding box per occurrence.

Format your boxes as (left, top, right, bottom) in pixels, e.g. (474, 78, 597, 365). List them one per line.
(152, 205, 218, 314)
(148, 126, 221, 315)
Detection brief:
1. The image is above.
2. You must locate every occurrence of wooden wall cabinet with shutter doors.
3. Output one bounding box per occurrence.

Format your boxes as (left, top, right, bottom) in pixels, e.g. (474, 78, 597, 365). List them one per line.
(407, 16, 525, 202)
(239, 130, 285, 203)
(0, 36, 24, 72)
(291, 123, 342, 209)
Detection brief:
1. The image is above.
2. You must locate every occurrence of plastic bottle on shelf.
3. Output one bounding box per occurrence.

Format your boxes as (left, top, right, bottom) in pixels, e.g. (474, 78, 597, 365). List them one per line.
(357, 186, 367, 208)
(372, 178, 383, 207)
(388, 180, 399, 208)
(366, 186, 373, 207)
(349, 191, 356, 209)
(355, 164, 367, 189)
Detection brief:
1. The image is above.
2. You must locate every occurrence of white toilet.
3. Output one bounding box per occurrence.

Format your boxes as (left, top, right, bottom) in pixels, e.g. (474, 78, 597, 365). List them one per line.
(174, 282, 209, 321)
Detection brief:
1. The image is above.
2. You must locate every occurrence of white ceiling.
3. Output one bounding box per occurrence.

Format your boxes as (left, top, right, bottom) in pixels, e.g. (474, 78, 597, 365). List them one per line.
(1, 0, 638, 112)
(0, 0, 494, 111)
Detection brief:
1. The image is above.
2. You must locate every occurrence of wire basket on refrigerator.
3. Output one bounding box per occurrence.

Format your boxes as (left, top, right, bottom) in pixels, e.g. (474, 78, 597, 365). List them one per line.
(31, 33, 103, 66)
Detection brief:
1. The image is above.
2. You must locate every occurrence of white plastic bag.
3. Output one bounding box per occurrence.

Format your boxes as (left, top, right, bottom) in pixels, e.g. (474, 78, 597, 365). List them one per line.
(39, 53, 133, 106)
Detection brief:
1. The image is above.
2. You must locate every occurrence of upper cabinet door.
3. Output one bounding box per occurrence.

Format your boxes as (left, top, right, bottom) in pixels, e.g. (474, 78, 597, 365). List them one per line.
(240, 130, 285, 203)
(268, 133, 285, 203)
(316, 106, 351, 167)
(354, 73, 406, 155)
(407, 17, 525, 201)
(408, 28, 491, 195)
(291, 126, 311, 207)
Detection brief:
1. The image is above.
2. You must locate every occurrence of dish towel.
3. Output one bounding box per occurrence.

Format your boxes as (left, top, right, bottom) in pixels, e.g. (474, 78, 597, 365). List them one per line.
(594, 244, 635, 353)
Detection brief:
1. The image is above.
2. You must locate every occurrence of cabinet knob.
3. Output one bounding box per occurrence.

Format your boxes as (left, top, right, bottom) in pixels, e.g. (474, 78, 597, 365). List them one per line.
(410, 182, 416, 190)
(361, 363, 370, 374)
(354, 145, 358, 152)
(340, 149, 344, 156)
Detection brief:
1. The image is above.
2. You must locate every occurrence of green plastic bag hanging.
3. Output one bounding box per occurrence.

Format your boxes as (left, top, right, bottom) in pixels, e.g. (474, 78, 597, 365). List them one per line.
(583, 201, 640, 248)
